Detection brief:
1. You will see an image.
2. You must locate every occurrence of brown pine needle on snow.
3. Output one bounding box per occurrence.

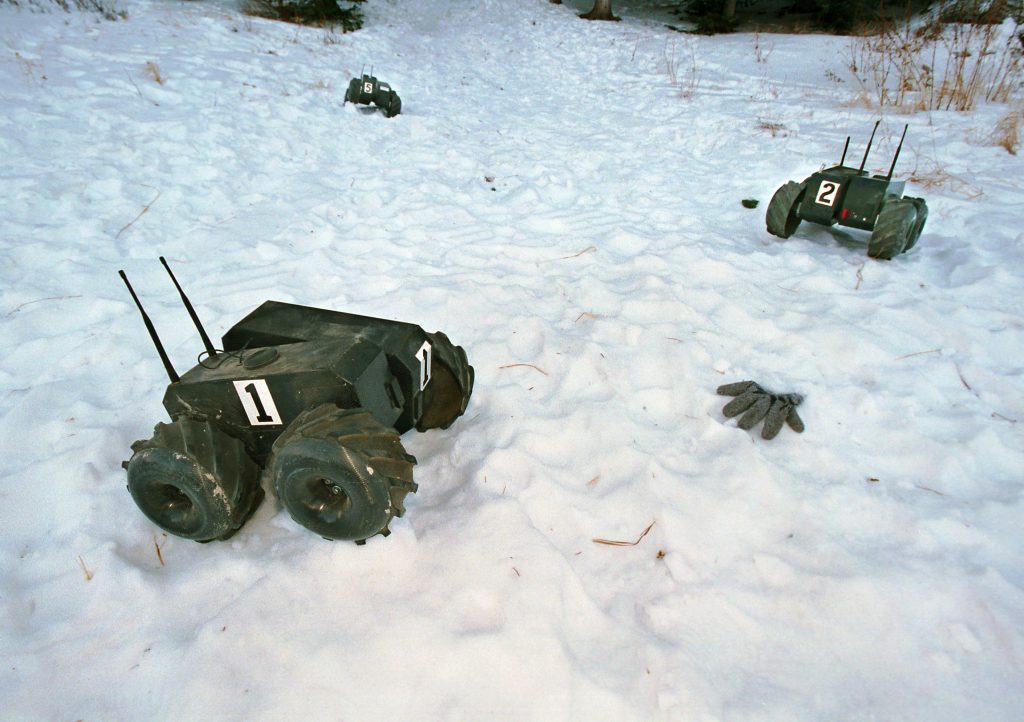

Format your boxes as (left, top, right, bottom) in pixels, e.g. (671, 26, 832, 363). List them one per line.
(895, 348, 942, 361)
(592, 520, 655, 547)
(154, 534, 166, 566)
(499, 363, 548, 376)
(557, 245, 596, 261)
(77, 555, 93, 581)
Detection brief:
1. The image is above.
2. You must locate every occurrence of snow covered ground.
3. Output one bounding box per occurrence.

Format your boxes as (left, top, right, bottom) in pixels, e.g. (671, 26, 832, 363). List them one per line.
(1, 0, 1022, 719)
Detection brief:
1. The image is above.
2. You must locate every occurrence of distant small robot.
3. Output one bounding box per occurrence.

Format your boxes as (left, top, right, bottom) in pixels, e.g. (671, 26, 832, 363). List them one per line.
(765, 122, 928, 260)
(120, 259, 473, 544)
(344, 73, 401, 118)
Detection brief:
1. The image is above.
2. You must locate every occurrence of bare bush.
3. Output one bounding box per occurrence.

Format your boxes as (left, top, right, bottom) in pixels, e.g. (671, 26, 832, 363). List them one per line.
(847, 1, 1023, 111)
(664, 37, 700, 99)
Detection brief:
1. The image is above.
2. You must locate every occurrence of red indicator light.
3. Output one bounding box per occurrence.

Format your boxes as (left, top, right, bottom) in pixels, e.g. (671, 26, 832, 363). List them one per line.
(840, 208, 849, 220)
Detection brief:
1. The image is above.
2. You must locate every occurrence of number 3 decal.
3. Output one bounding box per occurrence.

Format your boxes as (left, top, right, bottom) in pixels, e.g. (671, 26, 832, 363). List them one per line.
(233, 379, 283, 426)
(815, 181, 839, 206)
(415, 341, 432, 391)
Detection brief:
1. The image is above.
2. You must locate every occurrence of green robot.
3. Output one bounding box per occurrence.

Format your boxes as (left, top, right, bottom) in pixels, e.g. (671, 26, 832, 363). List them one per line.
(766, 122, 928, 260)
(344, 73, 401, 118)
(120, 259, 473, 544)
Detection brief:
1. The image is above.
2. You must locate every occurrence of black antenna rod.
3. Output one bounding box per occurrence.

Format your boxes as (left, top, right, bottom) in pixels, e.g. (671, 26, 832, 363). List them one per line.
(160, 256, 218, 359)
(119, 269, 180, 384)
(859, 120, 881, 172)
(886, 124, 909, 180)
(839, 136, 851, 166)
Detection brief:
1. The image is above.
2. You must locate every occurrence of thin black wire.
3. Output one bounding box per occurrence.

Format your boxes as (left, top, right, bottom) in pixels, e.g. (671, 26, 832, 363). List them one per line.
(197, 340, 251, 369)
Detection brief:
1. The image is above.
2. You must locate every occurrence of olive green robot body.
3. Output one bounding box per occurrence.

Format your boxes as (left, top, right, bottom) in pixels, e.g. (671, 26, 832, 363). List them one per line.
(797, 168, 906, 231)
(164, 302, 434, 464)
(344, 73, 401, 117)
(122, 263, 473, 545)
(766, 122, 928, 260)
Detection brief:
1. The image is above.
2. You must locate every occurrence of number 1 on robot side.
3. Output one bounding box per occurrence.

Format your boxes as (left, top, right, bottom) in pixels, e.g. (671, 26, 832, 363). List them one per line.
(233, 379, 283, 426)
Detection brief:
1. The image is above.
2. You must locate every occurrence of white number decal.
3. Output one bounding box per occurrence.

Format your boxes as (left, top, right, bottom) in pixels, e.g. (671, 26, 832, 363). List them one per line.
(233, 379, 283, 426)
(815, 181, 839, 206)
(363, 81, 373, 94)
(415, 341, 432, 391)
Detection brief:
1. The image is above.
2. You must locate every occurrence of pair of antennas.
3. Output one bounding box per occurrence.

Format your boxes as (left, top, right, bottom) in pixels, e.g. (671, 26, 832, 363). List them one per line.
(119, 257, 217, 384)
(837, 120, 908, 180)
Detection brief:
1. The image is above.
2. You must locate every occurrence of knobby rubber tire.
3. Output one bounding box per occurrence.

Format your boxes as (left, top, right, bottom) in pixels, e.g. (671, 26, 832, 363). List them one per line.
(765, 181, 805, 239)
(417, 331, 474, 431)
(125, 417, 262, 542)
(868, 198, 917, 260)
(904, 196, 928, 252)
(344, 78, 360, 104)
(268, 405, 416, 542)
(383, 92, 401, 118)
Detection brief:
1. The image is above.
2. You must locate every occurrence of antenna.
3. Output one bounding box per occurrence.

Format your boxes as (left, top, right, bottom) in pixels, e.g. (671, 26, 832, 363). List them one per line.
(858, 120, 880, 172)
(160, 256, 218, 360)
(839, 136, 851, 166)
(886, 124, 909, 180)
(119, 269, 180, 384)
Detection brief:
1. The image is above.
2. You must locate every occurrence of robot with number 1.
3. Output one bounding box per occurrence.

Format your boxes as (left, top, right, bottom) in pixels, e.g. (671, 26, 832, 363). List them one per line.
(120, 259, 473, 544)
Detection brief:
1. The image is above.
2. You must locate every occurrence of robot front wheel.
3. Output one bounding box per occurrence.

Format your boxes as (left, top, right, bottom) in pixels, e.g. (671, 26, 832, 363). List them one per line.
(765, 181, 805, 239)
(268, 405, 417, 543)
(125, 417, 263, 542)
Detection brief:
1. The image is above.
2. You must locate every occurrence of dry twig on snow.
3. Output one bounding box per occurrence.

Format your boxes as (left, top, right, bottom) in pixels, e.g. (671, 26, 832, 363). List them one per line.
(77, 556, 93, 581)
(499, 363, 548, 376)
(593, 520, 655, 547)
(115, 191, 161, 240)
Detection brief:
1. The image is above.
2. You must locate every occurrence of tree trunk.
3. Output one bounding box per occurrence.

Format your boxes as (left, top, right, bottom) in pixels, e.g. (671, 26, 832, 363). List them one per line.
(580, 0, 618, 21)
(724, 0, 737, 17)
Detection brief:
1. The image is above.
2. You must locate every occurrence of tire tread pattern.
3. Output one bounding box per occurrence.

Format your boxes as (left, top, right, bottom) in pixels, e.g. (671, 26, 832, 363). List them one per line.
(868, 197, 917, 260)
(126, 417, 261, 542)
(765, 181, 805, 239)
(269, 405, 417, 540)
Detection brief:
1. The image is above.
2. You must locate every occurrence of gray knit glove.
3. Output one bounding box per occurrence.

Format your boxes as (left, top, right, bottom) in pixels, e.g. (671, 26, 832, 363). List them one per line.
(717, 380, 804, 440)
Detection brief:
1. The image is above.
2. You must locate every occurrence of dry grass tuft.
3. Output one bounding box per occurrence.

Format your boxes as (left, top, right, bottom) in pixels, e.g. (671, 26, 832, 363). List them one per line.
(990, 107, 1023, 154)
(144, 61, 163, 85)
(908, 162, 984, 198)
(756, 120, 789, 137)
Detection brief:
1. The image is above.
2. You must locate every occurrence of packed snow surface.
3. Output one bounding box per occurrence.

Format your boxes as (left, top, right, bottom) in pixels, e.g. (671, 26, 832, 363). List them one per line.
(1, 0, 1022, 719)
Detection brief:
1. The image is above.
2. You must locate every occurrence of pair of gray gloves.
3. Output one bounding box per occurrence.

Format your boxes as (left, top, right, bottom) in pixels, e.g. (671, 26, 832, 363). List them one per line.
(717, 381, 804, 440)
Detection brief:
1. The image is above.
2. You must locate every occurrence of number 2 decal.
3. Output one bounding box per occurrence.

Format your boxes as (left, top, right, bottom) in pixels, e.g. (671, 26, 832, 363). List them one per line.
(415, 341, 432, 391)
(815, 180, 839, 206)
(233, 379, 283, 426)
